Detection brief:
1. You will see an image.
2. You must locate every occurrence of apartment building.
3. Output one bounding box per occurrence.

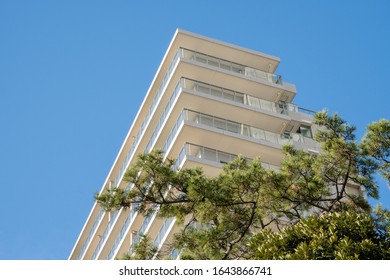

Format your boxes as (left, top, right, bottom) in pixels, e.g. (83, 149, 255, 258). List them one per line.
(69, 29, 320, 260)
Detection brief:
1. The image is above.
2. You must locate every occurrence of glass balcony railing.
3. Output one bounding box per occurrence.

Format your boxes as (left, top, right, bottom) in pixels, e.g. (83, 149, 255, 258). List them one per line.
(169, 249, 180, 260)
(183, 78, 315, 116)
(187, 78, 281, 113)
(145, 80, 182, 153)
(161, 110, 184, 154)
(128, 214, 154, 254)
(187, 143, 241, 165)
(161, 109, 313, 157)
(91, 210, 119, 259)
(180, 48, 282, 85)
(107, 179, 156, 259)
(188, 109, 298, 146)
(178, 143, 279, 170)
(173, 142, 187, 171)
(153, 217, 175, 249)
(77, 208, 105, 259)
(107, 203, 139, 259)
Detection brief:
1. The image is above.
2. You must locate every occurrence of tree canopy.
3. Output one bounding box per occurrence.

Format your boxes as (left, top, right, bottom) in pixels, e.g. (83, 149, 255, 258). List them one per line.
(249, 207, 390, 260)
(96, 112, 390, 259)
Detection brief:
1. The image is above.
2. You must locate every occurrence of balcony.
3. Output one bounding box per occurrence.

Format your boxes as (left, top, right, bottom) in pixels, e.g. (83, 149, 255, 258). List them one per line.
(162, 109, 316, 153)
(91, 210, 119, 259)
(153, 218, 175, 250)
(77, 208, 105, 259)
(174, 143, 279, 173)
(183, 78, 315, 116)
(180, 48, 282, 85)
(128, 214, 154, 254)
(107, 203, 139, 259)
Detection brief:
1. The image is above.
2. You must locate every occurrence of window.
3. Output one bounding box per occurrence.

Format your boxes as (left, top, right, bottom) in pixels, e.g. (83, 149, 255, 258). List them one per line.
(297, 125, 312, 138)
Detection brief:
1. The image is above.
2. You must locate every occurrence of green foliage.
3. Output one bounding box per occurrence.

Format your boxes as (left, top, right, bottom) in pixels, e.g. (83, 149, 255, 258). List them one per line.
(360, 119, 390, 186)
(314, 111, 379, 200)
(121, 234, 158, 260)
(249, 210, 390, 260)
(95, 112, 390, 260)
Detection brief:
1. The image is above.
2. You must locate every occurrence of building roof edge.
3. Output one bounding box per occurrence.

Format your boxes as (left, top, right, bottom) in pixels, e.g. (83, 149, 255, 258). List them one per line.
(175, 28, 281, 64)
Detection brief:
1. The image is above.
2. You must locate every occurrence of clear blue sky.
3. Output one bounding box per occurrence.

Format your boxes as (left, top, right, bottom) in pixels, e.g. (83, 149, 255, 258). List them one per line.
(1, 0, 389, 260)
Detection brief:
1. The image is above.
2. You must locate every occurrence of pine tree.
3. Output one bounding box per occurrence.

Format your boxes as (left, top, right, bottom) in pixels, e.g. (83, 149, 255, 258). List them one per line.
(96, 113, 390, 259)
